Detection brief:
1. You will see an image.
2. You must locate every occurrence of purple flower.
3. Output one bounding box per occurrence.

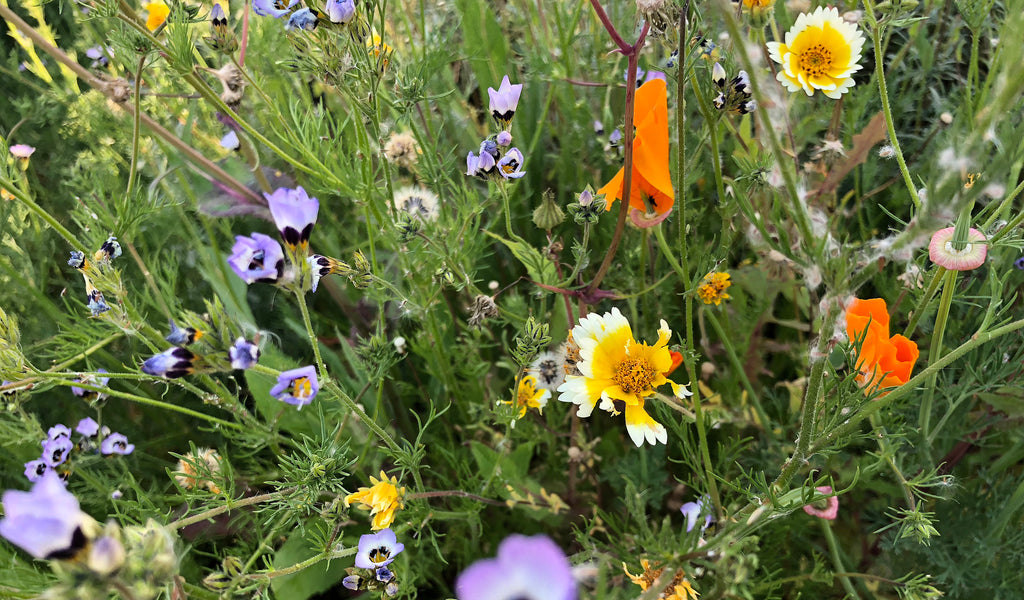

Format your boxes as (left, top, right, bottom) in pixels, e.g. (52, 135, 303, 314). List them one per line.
(227, 233, 284, 283)
(141, 347, 196, 379)
(325, 0, 355, 23)
(1016, 256, 1024, 270)
(680, 496, 713, 533)
(87, 535, 125, 575)
(68, 251, 86, 269)
(342, 575, 361, 590)
(0, 470, 88, 559)
(456, 534, 576, 600)
(480, 139, 499, 159)
(220, 130, 240, 150)
(497, 148, 526, 179)
(47, 424, 71, 440)
(265, 186, 319, 248)
(629, 68, 666, 86)
(466, 151, 496, 178)
(210, 2, 227, 22)
(42, 437, 73, 468)
(71, 369, 110, 398)
(285, 7, 318, 30)
(496, 131, 512, 146)
(270, 366, 319, 408)
(23, 459, 49, 482)
(100, 432, 134, 455)
(375, 566, 394, 582)
(76, 417, 100, 438)
(9, 144, 35, 159)
(85, 46, 110, 67)
(165, 320, 202, 346)
(229, 337, 260, 369)
(87, 290, 110, 316)
(252, 0, 297, 18)
(488, 75, 523, 129)
(355, 528, 405, 569)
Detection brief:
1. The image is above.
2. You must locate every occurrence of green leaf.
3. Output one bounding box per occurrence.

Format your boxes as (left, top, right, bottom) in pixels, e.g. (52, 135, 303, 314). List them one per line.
(484, 231, 558, 286)
(453, 0, 509, 90)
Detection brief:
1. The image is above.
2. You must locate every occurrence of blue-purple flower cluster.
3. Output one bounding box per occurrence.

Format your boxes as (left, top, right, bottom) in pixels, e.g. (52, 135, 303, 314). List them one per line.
(343, 528, 405, 596)
(140, 321, 260, 379)
(67, 236, 122, 317)
(253, 0, 356, 31)
(24, 417, 134, 483)
(466, 75, 527, 181)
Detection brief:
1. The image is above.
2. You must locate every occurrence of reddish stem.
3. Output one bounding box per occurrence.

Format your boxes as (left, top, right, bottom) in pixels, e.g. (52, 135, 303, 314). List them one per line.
(239, 0, 252, 66)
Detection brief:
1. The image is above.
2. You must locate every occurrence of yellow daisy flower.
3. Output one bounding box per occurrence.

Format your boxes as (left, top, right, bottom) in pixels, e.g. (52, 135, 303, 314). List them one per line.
(624, 559, 700, 600)
(766, 6, 865, 99)
(697, 272, 731, 306)
(506, 374, 551, 418)
(144, 2, 170, 31)
(344, 470, 405, 530)
(556, 308, 691, 447)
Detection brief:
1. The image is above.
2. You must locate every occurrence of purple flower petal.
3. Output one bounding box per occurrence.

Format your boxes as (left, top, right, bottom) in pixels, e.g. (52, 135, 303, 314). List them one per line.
(355, 528, 405, 568)
(100, 432, 134, 455)
(456, 535, 575, 600)
(270, 365, 319, 408)
(0, 470, 86, 558)
(227, 233, 284, 284)
(264, 186, 319, 247)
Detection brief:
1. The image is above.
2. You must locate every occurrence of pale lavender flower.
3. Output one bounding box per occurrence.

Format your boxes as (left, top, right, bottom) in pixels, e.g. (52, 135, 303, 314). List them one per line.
(227, 233, 284, 283)
(8, 144, 35, 159)
(479, 139, 499, 159)
(42, 437, 73, 467)
(47, 424, 72, 440)
(496, 131, 512, 146)
(325, 0, 355, 23)
(355, 528, 405, 569)
(265, 186, 320, 248)
(342, 575, 361, 590)
(285, 7, 318, 30)
(270, 366, 319, 408)
(455, 534, 576, 600)
(100, 432, 134, 455)
(488, 75, 523, 129)
(71, 369, 110, 397)
(165, 321, 201, 346)
(252, 0, 297, 18)
(141, 347, 196, 379)
(229, 337, 260, 369)
(76, 417, 100, 438)
(680, 496, 713, 533)
(23, 459, 49, 482)
(497, 148, 526, 179)
(85, 46, 111, 67)
(220, 130, 240, 150)
(609, 129, 622, 146)
(87, 290, 110, 316)
(466, 151, 496, 178)
(87, 535, 125, 575)
(0, 470, 88, 559)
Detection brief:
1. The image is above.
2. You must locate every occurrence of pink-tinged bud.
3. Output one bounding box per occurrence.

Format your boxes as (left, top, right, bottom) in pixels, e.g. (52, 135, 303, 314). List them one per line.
(928, 227, 987, 271)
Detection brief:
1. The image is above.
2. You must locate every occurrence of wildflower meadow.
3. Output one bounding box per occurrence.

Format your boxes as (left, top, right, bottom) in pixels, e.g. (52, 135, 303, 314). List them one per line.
(2, 0, 1024, 597)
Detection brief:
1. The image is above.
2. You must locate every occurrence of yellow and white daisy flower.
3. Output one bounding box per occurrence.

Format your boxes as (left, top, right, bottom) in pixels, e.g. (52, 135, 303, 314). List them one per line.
(766, 6, 865, 99)
(556, 308, 691, 447)
(506, 375, 551, 418)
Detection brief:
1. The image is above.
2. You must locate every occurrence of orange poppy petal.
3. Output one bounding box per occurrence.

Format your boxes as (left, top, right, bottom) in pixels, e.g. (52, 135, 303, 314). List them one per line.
(597, 167, 625, 211)
(845, 298, 890, 341)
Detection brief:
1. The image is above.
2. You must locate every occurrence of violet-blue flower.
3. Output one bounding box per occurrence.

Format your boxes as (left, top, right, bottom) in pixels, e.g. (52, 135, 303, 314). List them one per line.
(76, 417, 100, 438)
(455, 534, 576, 600)
(270, 366, 319, 408)
(376, 566, 394, 582)
(480, 139, 499, 160)
(220, 130, 240, 150)
(229, 337, 260, 369)
(252, 0, 297, 18)
(680, 496, 713, 533)
(47, 424, 71, 440)
(487, 75, 523, 129)
(325, 0, 355, 23)
(165, 320, 202, 346)
(100, 432, 135, 455)
(355, 528, 405, 569)
(228, 233, 285, 284)
(87, 290, 110, 316)
(496, 131, 512, 146)
(23, 459, 48, 483)
(285, 7, 318, 30)
(0, 470, 88, 559)
(68, 250, 86, 269)
(466, 151, 495, 178)
(342, 575, 361, 590)
(71, 369, 110, 397)
(141, 347, 196, 379)
(42, 436, 73, 467)
(265, 186, 320, 248)
(85, 46, 111, 67)
(497, 148, 526, 180)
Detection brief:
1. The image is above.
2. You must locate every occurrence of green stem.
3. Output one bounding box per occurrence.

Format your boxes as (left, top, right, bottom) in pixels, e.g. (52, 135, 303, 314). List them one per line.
(0, 174, 83, 251)
(797, 309, 839, 460)
(705, 310, 770, 428)
(821, 519, 862, 600)
(167, 488, 295, 530)
(294, 289, 325, 378)
(125, 54, 145, 200)
(919, 268, 957, 454)
(863, 0, 921, 209)
(869, 413, 917, 510)
(902, 266, 945, 338)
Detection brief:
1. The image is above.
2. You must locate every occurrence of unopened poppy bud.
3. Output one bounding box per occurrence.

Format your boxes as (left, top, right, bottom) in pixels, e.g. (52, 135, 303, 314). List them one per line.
(532, 190, 565, 230)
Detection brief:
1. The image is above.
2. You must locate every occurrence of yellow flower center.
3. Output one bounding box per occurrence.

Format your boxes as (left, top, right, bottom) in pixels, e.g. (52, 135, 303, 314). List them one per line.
(369, 546, 391, 564)
(613, 356, 657, 394)
(293, 377, 313, 399)
(799, 44, 834, 78)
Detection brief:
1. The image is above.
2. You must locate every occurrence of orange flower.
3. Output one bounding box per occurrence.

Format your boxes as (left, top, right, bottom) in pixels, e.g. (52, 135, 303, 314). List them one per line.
(145, 2, 170, 31)
(597, 78, 674, 215)
(845, 298, 919, 394)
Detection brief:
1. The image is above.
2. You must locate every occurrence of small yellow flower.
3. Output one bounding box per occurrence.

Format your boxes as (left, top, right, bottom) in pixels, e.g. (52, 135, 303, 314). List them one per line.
(624, 559, 700, 600)
(697, 272, 731, 306)
(145, 2, 170, 31)
(738, 0, 775, 27)
(344, 470, 405, 530)
(505, 375, 551, 418)
(766, 6, 865, 99)
(556, 308, 692, 447)
(366, 32, 393, 69)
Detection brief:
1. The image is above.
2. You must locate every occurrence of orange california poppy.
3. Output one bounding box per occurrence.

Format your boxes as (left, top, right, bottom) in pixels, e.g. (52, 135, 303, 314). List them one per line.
(597, 78, 674, 215)
(845, 298, 918, 394)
